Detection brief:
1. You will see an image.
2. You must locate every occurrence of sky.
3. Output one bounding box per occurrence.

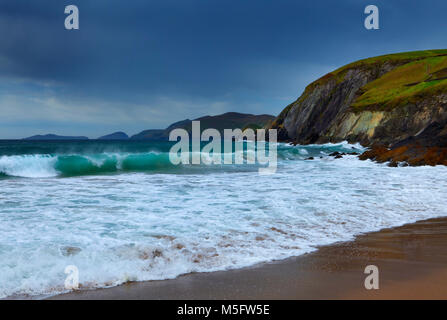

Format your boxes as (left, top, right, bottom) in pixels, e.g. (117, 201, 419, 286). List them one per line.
(0, 0, 446, 139)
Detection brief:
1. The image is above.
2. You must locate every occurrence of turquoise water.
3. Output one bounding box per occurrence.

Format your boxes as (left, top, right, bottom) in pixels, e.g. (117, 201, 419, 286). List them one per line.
(0, 141, 176, 177)
(1, 140, 447, 298)
(0, 140, 358, 178)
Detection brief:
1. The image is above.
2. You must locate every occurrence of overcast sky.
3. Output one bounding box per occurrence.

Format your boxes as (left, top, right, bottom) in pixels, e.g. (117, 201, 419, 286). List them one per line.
(0, 0, 446, 138)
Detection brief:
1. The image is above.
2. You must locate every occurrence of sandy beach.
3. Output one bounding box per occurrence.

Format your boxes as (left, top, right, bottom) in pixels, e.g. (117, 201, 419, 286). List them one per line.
(51, 217, 447, 300)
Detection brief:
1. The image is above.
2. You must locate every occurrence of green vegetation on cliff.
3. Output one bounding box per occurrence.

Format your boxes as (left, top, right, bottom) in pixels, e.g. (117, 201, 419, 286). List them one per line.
(271, 49, 447, 145)
(313, 49, 447, 85)
(334, 49, 447, 76)
(270, 49, 447, 165)
(301, 50, 447, 113)
(351, 51, 447, 111)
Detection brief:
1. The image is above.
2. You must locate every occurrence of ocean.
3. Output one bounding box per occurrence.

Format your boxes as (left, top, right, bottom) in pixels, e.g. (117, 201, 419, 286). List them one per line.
(1, 140, 446, 298)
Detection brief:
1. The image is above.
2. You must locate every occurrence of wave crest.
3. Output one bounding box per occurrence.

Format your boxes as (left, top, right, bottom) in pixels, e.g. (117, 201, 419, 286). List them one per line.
(0, 141, 365, 178)
(0, 153, 173, 178)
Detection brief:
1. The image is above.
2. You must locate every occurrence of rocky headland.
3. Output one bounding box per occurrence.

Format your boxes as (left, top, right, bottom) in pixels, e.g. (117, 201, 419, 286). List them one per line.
(269, 49, 447, 166)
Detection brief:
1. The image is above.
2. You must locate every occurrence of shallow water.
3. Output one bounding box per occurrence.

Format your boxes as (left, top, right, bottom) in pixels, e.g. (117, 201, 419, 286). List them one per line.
(1, 140, 446, 298)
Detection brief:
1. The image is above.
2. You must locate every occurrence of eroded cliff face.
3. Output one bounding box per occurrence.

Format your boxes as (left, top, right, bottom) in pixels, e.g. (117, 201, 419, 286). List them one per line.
(325, 95, 447, 146)
(271, 50, 447, 148)
(281, 63, 397, 144)
(271, 50, 447, 166)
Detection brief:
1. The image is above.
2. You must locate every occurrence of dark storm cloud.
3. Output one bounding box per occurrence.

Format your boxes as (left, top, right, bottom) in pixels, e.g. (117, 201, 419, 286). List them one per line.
(0, 0, 446, 138)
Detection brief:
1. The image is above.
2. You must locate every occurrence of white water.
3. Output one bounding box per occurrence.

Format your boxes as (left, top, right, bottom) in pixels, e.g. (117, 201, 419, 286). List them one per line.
(1, 143, 447, 298)
(0, 155, 59, 178)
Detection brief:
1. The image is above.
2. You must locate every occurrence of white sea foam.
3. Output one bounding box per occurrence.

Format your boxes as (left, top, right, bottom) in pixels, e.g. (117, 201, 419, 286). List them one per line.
(1, 143, 447, 298)
(0, 155, 58, 178)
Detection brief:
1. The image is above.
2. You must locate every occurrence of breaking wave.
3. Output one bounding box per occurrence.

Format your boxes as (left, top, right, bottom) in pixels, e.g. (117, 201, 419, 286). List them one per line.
(0, 153, 173, 178)
(2, 140, 447, 299)
(0, 142, 364, 178)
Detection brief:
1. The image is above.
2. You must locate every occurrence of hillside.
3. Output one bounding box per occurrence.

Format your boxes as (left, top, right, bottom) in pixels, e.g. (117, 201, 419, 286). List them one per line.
(131, 112, 275, 140)
(269, 49, 447, 166)
(97, 132, 129, 140)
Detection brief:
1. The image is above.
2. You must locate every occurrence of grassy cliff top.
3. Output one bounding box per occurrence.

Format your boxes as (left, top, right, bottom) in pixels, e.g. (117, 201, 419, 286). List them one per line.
(351, 52, 447, 111)
(336, 49, 447, 74)
(270, 50, 447, 130)
(310, 49, 447, 111)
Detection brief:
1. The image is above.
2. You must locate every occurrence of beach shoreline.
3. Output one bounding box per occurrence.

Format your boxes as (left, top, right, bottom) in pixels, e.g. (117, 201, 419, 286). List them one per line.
(50, 216, 447, 300)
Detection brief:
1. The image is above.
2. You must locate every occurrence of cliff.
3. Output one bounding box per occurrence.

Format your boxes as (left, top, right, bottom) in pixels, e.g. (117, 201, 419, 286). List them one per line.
(270, 49, 447, 166)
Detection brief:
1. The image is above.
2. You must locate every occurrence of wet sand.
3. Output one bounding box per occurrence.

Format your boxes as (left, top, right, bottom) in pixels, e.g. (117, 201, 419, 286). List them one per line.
(51, 217, 447, 300)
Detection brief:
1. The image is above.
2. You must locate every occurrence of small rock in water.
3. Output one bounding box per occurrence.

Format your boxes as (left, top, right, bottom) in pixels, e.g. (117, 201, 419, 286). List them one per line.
(60, 246, 82, 257)
(175, 243, 185, 250)
(329, 152, 341, 157)
(152, 249, 163, 258)
(305, 157, 314, 160)
(334, 155, 343, 159)
(388, 161, 398, 167)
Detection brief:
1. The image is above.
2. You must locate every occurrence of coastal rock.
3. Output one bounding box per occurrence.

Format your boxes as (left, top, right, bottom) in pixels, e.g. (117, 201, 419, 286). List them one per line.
(329, 152, 341, 157)
(359, 144, 447, 166)
(60, 246, 82, 256)
(269, 50, 447, 166)
(358, 119, 447, 166)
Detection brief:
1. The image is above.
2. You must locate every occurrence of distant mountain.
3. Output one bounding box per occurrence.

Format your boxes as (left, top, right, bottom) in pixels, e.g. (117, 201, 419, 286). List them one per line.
(130, 129, 166, 141)
(21, 112, 275, 142)
(165, 119, 192, 131)
(23, 134, 89, 141)
(97, 132, 129, 140)
(131, 112, 275, 140)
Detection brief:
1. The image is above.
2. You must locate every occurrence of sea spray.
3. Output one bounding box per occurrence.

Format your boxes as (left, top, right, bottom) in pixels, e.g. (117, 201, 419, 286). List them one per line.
(0, 140, 361, 178)
(5, 140, 445, 298)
